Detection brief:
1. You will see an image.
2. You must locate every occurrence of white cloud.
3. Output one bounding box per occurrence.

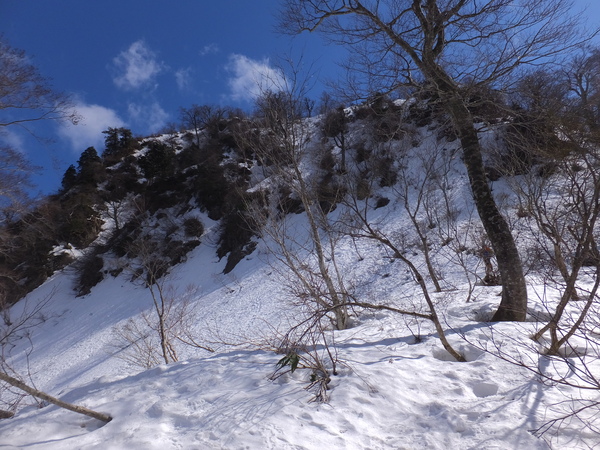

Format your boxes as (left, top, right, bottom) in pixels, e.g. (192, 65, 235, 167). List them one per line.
(200, 43, 219, 56)
(226, 54, 286, 102)
(127, 101, 169, 133)
(111, 40, 164, 91)
(58, 103, 125, 153)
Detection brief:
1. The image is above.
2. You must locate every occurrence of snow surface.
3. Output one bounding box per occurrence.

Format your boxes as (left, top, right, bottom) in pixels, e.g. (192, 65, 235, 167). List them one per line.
(2, 231, 594, 449)
(1, 125, 599, 449)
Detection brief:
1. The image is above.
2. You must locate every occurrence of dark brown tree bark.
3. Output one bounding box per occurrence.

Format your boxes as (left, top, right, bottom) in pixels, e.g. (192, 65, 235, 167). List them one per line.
(418, 54, 528, 320)
(442, 94, 527, 320)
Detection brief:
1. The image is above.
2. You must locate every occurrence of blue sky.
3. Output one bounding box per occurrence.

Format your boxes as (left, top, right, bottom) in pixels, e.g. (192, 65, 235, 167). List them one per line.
(0, 0, 341, 194)
(0, 0, 599, 195)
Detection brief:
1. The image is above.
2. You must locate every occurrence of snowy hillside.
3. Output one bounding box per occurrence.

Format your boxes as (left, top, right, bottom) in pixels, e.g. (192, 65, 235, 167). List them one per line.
(1, 103, 599, 450)
(0, 224, 572, 450)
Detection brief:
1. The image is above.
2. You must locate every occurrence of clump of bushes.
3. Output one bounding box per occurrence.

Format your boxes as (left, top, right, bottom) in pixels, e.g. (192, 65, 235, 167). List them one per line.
(183, 217, 204, 238)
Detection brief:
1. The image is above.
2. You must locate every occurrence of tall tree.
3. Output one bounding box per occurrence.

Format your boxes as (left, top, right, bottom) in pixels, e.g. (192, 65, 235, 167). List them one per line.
(77, 146, 104, 186)
(280, 0, 595, 321)
(60, 164, 78, 193)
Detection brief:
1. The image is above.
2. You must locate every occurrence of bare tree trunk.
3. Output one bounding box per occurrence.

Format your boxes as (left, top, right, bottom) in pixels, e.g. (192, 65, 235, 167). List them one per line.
(443, 93, 528, 321)
(149, 284, 175, 365)
(0, 371, 112, 422)
(295, 167, 349, 330)
(413, 57, 528, 320)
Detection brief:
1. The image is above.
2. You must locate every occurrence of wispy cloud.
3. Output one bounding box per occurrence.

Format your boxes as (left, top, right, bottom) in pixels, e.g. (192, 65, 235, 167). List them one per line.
(175, 67, 193, 92)
(127, 101, 169, 133)
(200, 43, 219, 56)
(111, 40, 165, 91)
(0, 128, 25, 152)
(225, 54, 285, 102)
(58, 102, 125, 153)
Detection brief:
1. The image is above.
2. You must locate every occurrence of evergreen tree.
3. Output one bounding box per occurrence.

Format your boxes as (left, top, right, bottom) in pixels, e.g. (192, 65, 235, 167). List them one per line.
(139, 141, 175, 180)
(102, 127, 137, 165)
(77, 147, 104, 187)
(60, 164, 77, 192)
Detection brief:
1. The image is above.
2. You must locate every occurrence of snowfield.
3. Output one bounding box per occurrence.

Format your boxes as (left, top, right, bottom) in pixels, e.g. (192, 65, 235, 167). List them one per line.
(1, 232, 596, 449)
(1, 123, 599, 449)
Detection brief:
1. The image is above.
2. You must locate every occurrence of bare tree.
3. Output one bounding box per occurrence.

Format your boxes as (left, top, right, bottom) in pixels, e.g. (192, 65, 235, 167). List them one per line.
(497, 46, 600, 355)
(416, 143, 491, 294)
(0, 37, 78, 129)
(566, 47, 600, 135)
(321, 105, 349, 172)
(103, 198, 128, 233)
(394, 139, 444, 292)
(127, 236, 180, 365)
(0, 146, 36, 224)
(513, 153, 600, 351)
(114, 213, 213, 368)
(280, 0, 596, 321)
(243, 79, 352, 331)
(113, 284, 213, 369)
(180, 104, 227, 148)
(506, 105, 600, 356)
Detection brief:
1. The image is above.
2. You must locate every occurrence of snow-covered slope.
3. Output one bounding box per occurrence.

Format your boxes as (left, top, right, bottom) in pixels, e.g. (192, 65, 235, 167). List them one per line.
(0, 117, 597, 449)
(1, 222, 592, 449)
